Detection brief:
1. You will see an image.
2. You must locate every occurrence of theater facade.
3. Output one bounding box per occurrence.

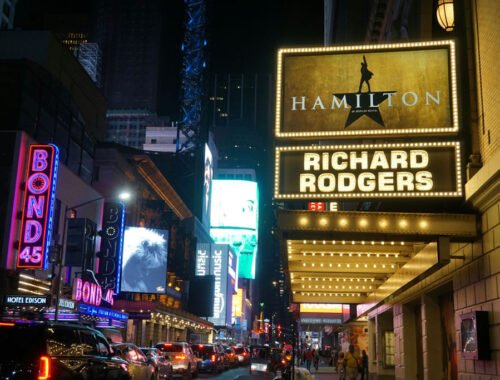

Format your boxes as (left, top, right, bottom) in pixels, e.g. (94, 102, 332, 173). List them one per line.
(274, 39, 499, 379)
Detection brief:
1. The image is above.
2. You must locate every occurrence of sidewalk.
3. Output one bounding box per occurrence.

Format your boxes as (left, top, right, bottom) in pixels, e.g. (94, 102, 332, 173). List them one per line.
(296, 357, 341, 379)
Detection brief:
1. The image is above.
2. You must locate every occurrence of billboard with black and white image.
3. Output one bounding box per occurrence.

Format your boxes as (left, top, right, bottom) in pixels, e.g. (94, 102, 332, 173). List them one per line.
(120, 227, 168, 293)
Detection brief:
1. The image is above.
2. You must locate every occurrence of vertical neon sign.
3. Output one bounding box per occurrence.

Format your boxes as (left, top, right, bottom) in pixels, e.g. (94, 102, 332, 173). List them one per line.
(17, 144, 59, 270)
(97, 202, 125, 294)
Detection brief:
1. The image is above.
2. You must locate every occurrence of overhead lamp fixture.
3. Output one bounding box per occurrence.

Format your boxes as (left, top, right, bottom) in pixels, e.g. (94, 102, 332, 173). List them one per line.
(436, 0, 454, 31)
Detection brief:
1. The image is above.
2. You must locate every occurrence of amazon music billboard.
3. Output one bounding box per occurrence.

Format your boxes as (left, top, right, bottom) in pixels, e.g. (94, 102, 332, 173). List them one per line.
(274, 141, 462, 199)
(195, 243, 236, 327)
(275, 41, 457, 139)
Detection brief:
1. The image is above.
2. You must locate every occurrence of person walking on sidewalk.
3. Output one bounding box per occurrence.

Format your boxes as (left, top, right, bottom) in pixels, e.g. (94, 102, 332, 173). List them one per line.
(337, 352, 346, 380)
(305, 348, 313, 371)
(345, 344, 360, 380)
(313, 349, 320, 371)
(360, 350, 368, 380)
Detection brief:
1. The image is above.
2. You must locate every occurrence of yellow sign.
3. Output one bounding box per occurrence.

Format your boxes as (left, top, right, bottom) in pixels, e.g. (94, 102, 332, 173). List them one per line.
(274, 141, 462, 199)
(276, 41, 457, 139)
(300, 303, 343, 314)
(232, 289, 243, 318)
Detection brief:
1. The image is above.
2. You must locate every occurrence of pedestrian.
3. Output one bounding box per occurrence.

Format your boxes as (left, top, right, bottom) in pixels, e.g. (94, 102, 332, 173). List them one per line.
(305, 348, 313, 371)
(313, 349, 320, 371)
(344, 344, 359, 380)
(337, 352, 345, 380)
(360, 350, 368, 380)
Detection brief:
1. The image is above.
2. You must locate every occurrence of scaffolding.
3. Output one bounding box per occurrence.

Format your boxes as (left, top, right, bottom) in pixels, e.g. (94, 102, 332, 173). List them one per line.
(178, 0, 207, 153)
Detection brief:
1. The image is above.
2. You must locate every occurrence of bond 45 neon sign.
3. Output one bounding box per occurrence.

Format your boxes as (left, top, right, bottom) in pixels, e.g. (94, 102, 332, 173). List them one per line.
(17, 144, 59, 269)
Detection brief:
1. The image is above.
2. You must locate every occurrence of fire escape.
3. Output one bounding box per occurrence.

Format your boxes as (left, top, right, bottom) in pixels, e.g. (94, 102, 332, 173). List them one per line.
(177, 0, 207, 153)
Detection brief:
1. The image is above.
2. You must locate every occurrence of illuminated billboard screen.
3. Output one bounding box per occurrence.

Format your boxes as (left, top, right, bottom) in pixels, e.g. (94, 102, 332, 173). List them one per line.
(274, 141, 462, 200)
(210, 180, 258, 279)
(17, 144, 59, 270)
(121, 227, 168, 293)
(202, 144, 213, 229)
(195, 243, 236, 327)
(276, 41, 457, 139)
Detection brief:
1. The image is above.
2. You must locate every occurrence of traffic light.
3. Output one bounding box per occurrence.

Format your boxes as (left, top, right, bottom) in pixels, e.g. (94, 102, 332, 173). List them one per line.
(65, 218, 96, 269)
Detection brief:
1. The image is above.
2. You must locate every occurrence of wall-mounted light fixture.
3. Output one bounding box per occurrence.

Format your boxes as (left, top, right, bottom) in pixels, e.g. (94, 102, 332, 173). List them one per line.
(436, 0, 454, 31)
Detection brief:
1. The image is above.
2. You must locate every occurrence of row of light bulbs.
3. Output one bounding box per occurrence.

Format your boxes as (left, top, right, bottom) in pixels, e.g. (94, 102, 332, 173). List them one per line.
(296, 277, 376, 282)
(300, 285, 373, 290)
(294, 292, 362, 297)
(299, 262, 396, 269)
(295, 252, 400, 258)
(291, 240, 406, 246)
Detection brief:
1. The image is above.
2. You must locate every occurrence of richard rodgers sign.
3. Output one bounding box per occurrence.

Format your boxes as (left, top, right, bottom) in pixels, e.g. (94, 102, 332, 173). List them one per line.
(274, 142, 462, 199)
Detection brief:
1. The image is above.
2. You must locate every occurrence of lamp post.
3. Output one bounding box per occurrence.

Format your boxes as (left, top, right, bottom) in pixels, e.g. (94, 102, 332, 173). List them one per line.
(53, 191, 132, 321)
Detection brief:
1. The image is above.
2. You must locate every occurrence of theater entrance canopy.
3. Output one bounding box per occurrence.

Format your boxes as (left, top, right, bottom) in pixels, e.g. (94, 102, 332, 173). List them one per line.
(277, 209, 477, 313)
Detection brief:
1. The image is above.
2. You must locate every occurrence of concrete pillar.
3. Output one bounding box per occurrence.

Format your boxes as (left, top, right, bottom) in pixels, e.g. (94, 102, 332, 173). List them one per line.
(421, 295, 444, 380)
(400, 304, 418, 379)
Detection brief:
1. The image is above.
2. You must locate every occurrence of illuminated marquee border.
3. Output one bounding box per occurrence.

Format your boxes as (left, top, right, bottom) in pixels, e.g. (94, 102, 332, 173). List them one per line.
(17, 144, 59, 270)
(275, 40, 458, 139)
(274, 141, 462, 199)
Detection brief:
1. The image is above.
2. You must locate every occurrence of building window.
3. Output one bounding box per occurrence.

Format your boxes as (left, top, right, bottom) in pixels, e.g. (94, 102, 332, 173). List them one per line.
(151, 139, 157, 144)
(383, 331, 395, 368)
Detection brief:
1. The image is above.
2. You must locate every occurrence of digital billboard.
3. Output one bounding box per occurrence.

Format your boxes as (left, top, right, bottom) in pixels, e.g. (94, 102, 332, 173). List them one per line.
(120, 227, 168, 294)
(17, 144, 59, 270)
(195, 243, 236, 327)
(274, 141, 462, 199)
(202, 144, 213, 229)
(276, 41, 458, 139)
(210, 180, 258, 279)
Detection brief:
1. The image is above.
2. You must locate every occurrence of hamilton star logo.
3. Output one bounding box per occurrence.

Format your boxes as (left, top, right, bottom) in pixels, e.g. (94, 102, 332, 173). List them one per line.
(334, 55, 395, 128)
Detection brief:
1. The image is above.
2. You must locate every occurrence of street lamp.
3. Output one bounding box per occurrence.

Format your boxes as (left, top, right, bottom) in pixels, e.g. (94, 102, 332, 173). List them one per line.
(53, 191, 132, 320)
(436, 0, 454, 32)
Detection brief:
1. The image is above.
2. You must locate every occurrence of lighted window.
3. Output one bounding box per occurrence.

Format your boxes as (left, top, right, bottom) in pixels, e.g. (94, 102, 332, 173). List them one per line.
(383, 331, 395, 368)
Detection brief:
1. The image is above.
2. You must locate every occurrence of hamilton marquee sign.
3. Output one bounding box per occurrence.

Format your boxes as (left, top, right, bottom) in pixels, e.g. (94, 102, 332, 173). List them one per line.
(275, 41, 458, 139)
(274, 142, 462, 199)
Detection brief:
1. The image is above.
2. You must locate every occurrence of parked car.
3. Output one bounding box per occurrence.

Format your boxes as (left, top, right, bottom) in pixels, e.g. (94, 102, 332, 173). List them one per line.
(0, 321, 131, 379)
(112, 343, 155, 380)
(140, 347, 173, 380)
(233, 346, 251, 365)
(155, 342, 198, 379)
(223, 345, 239, 368)
(190, 343, 225, 373)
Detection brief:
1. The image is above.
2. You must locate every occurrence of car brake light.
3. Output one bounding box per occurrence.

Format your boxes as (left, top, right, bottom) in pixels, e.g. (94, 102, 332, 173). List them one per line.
(174, 354, 186, 360)
(0, 322, 14, 327)
(211, 354, 216, 361)
(38, 356, 51, 380)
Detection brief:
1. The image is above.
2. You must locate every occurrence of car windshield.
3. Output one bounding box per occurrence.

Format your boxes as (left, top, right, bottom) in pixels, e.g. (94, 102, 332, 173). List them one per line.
(192, 345, 215, 355)
(157, 343, 183, 353)
(234, 347, 245, 354)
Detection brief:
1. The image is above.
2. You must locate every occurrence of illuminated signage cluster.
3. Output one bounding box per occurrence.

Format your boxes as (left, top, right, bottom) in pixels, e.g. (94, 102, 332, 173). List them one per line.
(274, 41, 463, 202)
(17, 144, 59, 270)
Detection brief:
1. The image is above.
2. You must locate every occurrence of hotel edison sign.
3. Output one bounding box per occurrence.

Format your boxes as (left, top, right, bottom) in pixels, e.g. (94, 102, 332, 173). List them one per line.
(275, 41, 457, 139)
(274, 142, 462, 199)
